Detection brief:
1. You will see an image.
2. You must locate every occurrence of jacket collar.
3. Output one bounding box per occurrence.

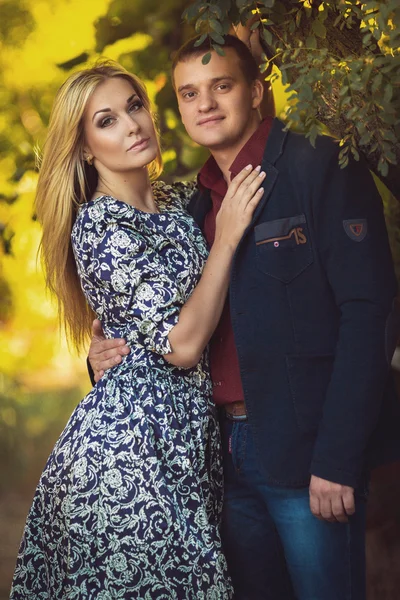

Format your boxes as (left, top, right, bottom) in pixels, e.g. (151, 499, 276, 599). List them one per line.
(188, 118, 289, 226)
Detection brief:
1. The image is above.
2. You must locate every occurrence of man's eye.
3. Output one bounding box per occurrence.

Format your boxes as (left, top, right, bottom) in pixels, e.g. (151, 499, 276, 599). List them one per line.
(217, 84, 229, 91)
(183, 91, 196, 99)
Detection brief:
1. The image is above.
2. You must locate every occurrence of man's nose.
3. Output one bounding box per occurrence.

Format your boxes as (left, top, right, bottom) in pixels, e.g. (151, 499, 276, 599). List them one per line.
(198, 92, 217, 112)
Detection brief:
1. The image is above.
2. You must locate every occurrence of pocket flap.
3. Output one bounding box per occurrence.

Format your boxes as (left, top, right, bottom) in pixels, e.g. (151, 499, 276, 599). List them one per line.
(255, 214, 306, 243)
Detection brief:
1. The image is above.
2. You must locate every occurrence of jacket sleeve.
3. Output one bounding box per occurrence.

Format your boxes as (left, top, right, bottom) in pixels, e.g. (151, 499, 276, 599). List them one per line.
(309, 137, 398, 487)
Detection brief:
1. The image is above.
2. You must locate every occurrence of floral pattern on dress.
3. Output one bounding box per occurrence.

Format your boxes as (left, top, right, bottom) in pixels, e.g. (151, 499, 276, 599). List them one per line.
(11, 181, 233, 599)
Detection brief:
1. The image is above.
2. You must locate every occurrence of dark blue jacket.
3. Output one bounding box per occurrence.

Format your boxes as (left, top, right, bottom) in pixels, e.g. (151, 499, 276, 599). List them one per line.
(188, 118, 400, 488)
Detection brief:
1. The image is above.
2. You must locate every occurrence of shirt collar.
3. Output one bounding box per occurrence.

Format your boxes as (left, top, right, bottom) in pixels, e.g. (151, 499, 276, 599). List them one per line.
(198, 117, 273, 194)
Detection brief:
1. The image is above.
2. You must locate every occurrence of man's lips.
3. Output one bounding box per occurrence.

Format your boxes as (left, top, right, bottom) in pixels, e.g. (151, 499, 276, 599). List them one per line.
(197, 116, 225, 126)
(127, 138, 149, 151)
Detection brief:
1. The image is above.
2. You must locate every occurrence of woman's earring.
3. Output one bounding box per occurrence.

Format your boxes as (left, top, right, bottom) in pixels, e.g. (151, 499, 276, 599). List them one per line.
(85, 155, 93, 166)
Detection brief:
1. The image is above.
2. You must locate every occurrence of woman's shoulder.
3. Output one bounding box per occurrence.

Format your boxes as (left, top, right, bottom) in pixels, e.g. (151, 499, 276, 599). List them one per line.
(75, 196, 137, 227)
(152, 179, 197, 210)
(72, 196, 140, 250)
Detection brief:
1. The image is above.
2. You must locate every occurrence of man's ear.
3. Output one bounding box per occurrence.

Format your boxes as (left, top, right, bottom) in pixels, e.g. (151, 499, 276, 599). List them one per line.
(251, 79, 264, 110)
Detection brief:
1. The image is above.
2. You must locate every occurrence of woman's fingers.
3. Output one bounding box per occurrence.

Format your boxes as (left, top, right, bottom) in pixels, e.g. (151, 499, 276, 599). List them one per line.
(227, 164, 254, 196)
(228, 165, 265, 200)
(233, 169, 266, 210)
(241, 169, 266, 205)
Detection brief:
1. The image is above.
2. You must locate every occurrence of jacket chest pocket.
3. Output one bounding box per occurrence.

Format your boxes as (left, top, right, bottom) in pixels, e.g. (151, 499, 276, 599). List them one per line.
(255, 214, 313, 283)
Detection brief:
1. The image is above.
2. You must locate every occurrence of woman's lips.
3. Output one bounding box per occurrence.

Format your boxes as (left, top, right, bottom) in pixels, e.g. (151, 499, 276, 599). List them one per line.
(127, 138, 150, 151)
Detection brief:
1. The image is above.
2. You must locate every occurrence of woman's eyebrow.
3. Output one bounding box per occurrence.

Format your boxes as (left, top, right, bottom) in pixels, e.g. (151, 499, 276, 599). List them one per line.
(92, 94, 139, 121)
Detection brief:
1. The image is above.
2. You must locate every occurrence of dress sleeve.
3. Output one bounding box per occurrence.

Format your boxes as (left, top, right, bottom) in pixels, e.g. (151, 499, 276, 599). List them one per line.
(76, 205, 183, 356)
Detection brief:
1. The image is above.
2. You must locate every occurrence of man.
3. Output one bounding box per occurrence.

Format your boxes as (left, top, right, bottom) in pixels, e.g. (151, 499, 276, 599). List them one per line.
(87, 34, 400, 599)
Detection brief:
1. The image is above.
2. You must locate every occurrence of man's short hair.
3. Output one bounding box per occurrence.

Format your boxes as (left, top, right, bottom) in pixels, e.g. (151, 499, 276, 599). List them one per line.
(171, 34, 260, 86)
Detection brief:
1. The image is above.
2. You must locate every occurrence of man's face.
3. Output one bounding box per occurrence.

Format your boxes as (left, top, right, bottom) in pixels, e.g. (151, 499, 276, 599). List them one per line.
(173, 48, 263, 154)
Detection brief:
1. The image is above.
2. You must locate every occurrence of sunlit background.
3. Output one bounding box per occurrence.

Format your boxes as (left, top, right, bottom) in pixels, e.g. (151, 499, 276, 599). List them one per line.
(0, 1, 399, 598)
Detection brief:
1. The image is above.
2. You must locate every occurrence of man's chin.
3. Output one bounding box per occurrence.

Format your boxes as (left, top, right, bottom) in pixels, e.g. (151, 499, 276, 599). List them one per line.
(191, 133, 232, 151)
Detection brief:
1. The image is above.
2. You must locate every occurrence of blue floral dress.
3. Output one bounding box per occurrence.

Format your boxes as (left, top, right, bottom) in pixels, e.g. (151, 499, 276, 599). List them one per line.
(11, 181, 233, 599)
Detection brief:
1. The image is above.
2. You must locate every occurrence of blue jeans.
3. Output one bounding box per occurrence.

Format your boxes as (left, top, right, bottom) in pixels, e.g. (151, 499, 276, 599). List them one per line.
(220, 414, 367, 600)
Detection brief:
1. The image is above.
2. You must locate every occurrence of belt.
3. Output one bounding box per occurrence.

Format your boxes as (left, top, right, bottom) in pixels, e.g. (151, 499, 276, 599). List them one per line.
(224, 400, 247, 421)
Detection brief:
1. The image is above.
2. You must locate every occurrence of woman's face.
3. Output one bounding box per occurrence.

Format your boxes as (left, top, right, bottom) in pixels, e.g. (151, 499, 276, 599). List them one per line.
(83, 77, 158, 175)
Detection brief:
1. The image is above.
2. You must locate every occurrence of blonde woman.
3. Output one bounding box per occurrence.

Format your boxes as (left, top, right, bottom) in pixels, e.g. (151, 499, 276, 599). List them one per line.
(10, 62, 265, 598)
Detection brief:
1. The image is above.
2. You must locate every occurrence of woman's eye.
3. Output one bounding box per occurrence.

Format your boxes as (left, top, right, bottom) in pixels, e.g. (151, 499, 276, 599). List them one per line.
(100, 117, 114, 128)
(129, 101, 143, 112)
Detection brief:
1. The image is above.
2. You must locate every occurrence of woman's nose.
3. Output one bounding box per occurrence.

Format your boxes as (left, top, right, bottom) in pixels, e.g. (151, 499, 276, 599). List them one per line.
(126, 115, 141, 134)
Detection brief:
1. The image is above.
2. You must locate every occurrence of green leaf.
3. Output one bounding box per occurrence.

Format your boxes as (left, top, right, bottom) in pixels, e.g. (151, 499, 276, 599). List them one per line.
(371, 72, 382, 93)
(304, 5, 312, 18)
(363, 33, 372, 46)
(384, 83, 393, 103)
(280, 62, 296, 70)
(208, 4, 223, 20)
(333, 14, 342, 27)
(202, 52, 212, 65)
(194, 33, 207, 47)
(212, 44, 225, 57)
(261, 28, 273, 46)
(250, 20, 260, 31)
(312, 19, 327, 39)
(300, 84, 313, 101)
(372, 28, 381, 41)
(385, 150, 396, 164)
(210, 18, 223, 34)
(378, 159, 389, 177)
(306, 35, 317, 49)
(210, 31, 225, 45)
(359, 132, 372, 146)
(319, 6, 328, 22)
(183, 3, 201, 22)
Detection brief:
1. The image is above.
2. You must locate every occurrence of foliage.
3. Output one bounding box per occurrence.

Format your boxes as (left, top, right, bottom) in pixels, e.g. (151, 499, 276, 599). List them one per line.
(0, 374, 85, 494)
(183, 0, 400, 196)
(0, 0, 198, 376)
(0, 0, 398, 388)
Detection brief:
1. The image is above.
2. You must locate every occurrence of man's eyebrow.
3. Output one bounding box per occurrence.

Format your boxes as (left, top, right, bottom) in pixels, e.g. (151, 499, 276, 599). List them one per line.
(177, 76, 235, 93)
(92, 93, 138, 121)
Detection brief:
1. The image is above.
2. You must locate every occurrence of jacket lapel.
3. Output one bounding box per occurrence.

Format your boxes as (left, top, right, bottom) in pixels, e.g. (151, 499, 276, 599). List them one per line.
(247, 118, 288, 229)
(187, 188, 212, 229)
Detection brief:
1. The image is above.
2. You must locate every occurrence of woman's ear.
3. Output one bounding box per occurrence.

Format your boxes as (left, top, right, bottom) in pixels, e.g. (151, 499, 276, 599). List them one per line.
(83, 144, 94, 165)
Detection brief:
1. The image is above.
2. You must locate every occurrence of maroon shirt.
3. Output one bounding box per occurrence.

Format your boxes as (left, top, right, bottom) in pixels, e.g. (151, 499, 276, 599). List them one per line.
(198, 118, 273, 405)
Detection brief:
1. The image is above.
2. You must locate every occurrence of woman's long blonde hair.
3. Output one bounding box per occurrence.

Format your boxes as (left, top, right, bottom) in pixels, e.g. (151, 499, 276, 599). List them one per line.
(35, 61, 162, 351)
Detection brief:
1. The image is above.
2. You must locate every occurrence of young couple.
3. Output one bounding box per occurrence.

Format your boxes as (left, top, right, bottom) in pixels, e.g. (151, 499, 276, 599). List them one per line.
(12, 32, 400, 600)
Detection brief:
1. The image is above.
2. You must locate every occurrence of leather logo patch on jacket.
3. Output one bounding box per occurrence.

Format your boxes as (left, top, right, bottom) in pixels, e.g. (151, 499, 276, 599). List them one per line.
(343, 219, 368, 242)
(256, 226, 307, 247)
(255, 214, 307, 247)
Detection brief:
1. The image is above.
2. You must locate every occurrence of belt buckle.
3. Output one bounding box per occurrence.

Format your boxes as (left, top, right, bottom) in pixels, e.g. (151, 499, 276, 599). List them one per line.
(226, 412, 248, 422)
(224, 402, 248, 422)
